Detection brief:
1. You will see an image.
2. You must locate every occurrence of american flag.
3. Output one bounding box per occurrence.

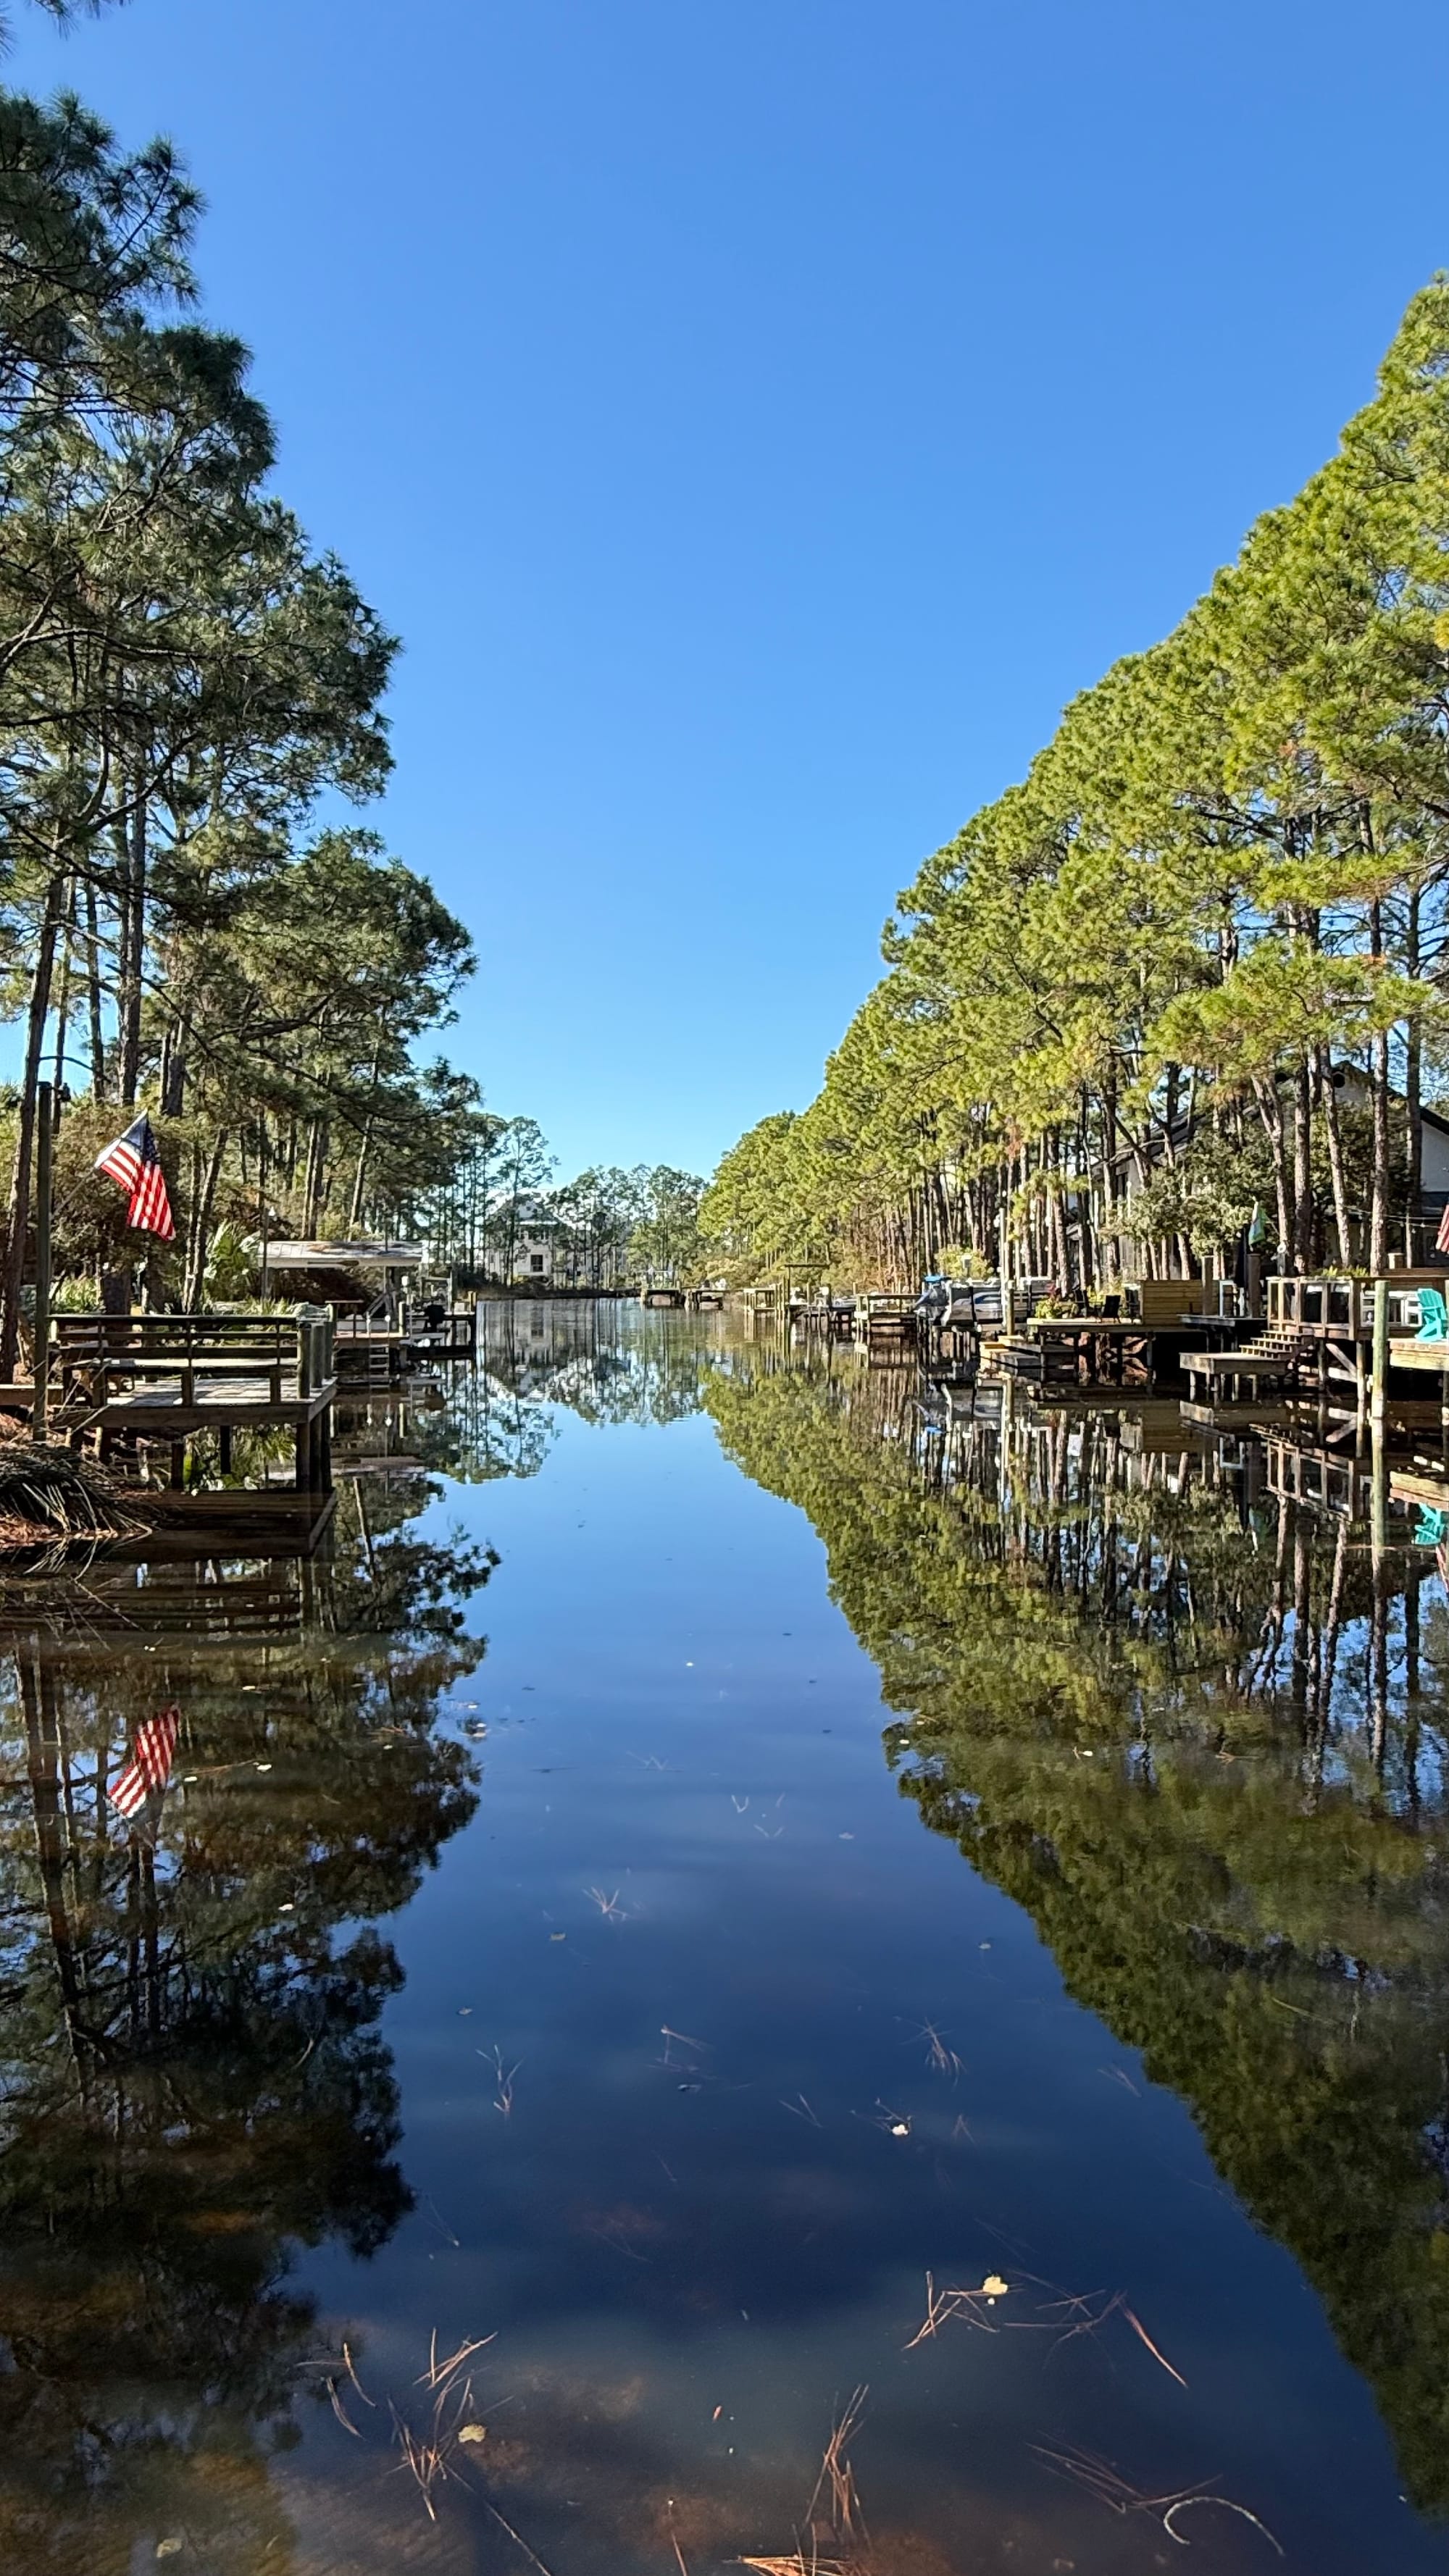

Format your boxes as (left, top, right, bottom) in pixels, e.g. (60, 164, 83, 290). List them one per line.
(94, 1115, 175, 1239)
(109, 1704, 180, 1820)
(1437, 1200, 1449, 1258)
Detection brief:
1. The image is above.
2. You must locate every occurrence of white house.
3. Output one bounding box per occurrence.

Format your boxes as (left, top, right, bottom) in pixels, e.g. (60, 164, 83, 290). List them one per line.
(481, 1200, 561, 1284)
(514, 1220, 557, 1284)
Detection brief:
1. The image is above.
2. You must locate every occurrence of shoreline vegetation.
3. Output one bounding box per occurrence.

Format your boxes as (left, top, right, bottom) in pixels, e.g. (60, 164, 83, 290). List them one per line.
(0, 8, 706, 1329)
(703, 280, 1449, 1297)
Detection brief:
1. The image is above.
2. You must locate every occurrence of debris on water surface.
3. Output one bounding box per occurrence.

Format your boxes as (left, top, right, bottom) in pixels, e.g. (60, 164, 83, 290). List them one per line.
(458, 2422, 487, 2445)
(155, 2546, 184, 2564)
(1034, 2438, 1280, 2555)
(982, 2274, 1009, 2299)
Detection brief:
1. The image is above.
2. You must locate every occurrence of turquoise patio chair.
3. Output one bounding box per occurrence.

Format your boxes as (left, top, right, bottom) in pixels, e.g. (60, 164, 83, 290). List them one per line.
(1416, 1286, 1449, 1340)
(1413, 1507, 1449, 1547)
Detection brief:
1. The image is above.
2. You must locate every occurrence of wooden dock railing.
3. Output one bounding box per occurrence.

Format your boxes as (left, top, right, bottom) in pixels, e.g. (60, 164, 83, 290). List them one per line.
(50, 1308, 335, 1414)
(1266, 1272, 1446, 1340)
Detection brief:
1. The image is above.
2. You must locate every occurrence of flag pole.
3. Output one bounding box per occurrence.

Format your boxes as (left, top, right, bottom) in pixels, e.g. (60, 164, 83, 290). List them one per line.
(33, 1081, 51, 1444)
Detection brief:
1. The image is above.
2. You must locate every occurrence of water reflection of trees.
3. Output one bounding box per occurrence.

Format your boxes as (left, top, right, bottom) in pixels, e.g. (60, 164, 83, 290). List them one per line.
(0, 1506, 490, 2573)
(472, 1299, 720, 1437)
(707, 1355, 1449, 2514)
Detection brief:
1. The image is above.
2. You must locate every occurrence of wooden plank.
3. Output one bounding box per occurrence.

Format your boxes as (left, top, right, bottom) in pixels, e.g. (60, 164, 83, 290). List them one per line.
(1381, 1340, 1449, 1373)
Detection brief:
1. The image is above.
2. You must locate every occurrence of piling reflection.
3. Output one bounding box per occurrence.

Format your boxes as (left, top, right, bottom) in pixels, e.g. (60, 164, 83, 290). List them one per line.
(706, 1350, 1449, 2514)
(0, 1500, 491, 2573)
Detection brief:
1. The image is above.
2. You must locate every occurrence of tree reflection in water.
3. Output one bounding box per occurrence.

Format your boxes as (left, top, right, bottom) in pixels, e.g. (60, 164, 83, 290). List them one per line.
(707, 1350, 1449, 2515)
(0, 1479, 491, 2574)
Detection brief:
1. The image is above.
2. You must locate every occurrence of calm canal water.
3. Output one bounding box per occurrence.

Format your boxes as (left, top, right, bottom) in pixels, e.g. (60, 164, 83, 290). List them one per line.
(1, 1299, 1446, 2575)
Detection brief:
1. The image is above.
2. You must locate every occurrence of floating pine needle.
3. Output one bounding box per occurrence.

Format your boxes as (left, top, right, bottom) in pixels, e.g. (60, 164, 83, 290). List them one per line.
(856, 2102, 911, 2138)
(1121, 2302, 1189, 2389)
(1032, 2441, 1219, 2521)
(781, 2094, 822, 2127)
(419, 2330, 496, 2393)
(389, 2399, 454, 2521)
(806, 2386, 868, 2541)
(736, 2560, 849, 2575)
(326, 2378, 362, 2436)
(915, 2021, 964, 2080)
(903, 2272, 955, 2351)
(586, 1886, 626, 1918)
(481, 2494, 559, 2575)
(1163, 2496, 1284, 2556)
(480, 2046, 520, 2117)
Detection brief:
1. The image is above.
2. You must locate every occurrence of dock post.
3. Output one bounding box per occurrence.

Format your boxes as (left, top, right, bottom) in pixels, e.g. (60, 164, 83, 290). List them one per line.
(1370, 1276, 1389, 1430)
(32, 1081, 51, 1444)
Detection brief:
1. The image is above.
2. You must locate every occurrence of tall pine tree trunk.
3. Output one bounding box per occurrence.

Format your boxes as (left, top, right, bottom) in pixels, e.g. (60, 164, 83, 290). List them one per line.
(1293, 1058, 1314, 1272)
(1, 861, 67, 1374)
(83, 879, 105, 1098)
(118, 790, 146, 1108)
(1405, 885, 1423, 1259)
(1319, 1053, 1353, 1269)
(1251, 1074, 1292, 1266)
(1368, 897, 1390, 1272)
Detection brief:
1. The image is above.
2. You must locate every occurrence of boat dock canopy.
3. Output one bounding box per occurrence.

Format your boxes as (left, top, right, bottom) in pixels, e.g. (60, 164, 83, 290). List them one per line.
(260, 1239, 427, 1268)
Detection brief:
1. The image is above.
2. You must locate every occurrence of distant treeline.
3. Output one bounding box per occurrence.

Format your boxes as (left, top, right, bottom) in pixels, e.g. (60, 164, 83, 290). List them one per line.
(433, 1125, 706, 1289)
(705, 280, 1449, 1291)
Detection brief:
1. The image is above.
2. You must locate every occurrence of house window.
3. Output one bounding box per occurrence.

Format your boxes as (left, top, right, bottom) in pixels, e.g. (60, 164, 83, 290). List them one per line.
(530, 1255, 545, 1273)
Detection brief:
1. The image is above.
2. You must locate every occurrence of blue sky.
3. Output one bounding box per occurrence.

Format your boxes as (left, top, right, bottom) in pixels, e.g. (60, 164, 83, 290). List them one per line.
(10, 0, 1449, 1179)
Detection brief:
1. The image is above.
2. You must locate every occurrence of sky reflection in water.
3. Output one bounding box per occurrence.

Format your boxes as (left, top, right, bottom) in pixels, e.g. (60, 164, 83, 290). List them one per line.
(0, 1300, 1445, 2575)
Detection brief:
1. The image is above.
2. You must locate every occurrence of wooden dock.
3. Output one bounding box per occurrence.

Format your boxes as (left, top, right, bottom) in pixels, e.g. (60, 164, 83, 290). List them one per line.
(334, 1303, 475, 1384)
(1179, 1273, 1449, 1431)
(38, 1309, 338, 1494)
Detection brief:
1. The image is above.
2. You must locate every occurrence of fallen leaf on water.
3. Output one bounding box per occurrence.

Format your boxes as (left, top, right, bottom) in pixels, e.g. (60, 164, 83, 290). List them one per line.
(156, 2546, 184, 2564)
(982, 2274, 1009, 2298)
(458, 2422, 488, 2446)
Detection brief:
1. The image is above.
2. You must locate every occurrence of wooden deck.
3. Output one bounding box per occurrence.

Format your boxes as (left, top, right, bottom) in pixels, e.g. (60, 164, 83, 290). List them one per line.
(42, 1310, 338, 1493)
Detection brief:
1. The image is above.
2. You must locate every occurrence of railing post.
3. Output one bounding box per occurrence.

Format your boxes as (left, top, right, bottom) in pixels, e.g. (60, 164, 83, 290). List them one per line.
(1371, 1275, 1389, 1429)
